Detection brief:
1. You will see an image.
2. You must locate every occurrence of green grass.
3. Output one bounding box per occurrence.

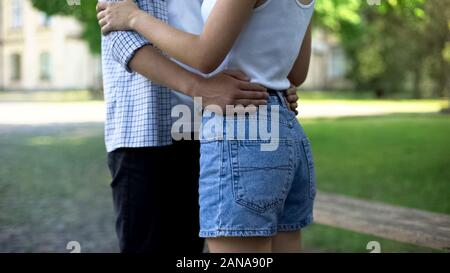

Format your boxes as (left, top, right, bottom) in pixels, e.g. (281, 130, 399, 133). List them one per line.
(0, 125, 117, 252)
(303, 224, 444, 253)
(300, 113, 450, 253)
(302, 114, 450, 214)
(0, 113, 449, 252)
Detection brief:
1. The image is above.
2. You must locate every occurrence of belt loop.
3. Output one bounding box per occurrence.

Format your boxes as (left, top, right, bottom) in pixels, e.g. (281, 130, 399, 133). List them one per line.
(276, 90, 287, 108)
(268, 89, 288, 108)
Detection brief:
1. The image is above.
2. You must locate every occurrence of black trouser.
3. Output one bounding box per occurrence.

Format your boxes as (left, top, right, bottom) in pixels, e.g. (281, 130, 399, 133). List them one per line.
(107, 139, 204, 253)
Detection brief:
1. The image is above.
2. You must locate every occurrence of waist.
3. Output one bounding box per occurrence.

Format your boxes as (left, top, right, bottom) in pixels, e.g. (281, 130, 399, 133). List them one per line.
(267, 89, 288, 108)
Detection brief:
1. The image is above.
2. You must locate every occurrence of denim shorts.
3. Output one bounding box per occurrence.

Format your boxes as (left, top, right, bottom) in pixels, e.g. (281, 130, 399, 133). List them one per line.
(199, 91, 316, 238)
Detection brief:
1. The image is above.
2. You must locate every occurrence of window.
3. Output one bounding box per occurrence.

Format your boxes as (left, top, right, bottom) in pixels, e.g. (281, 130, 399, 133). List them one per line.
(40, 52, 51, 81)
(10, 54, 22, 81)
(328, 47, 346, 78)
(39, 12, 52, 27)
(10, 0, 23, 29)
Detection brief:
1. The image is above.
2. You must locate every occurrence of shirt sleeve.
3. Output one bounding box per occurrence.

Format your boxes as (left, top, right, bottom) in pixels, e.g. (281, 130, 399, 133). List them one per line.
(108, 31, 150, 73)
(101, 0, 152, 72)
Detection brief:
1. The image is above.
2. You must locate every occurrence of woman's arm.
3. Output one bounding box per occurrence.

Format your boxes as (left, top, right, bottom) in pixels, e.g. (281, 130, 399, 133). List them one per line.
(98, 0, 257, 74)
(288, 23, 312, 86)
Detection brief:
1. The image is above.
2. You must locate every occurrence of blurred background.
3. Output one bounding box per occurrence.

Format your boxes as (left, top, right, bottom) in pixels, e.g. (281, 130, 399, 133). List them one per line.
(0, 0, 449, 253)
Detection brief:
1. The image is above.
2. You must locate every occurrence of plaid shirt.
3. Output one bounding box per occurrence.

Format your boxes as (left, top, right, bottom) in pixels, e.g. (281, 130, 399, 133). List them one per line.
(101, 0, 172, 152)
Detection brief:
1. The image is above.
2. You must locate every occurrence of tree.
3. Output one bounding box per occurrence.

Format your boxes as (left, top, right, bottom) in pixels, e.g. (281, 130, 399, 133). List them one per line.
(31, 0, 100, 54)
(323, 0, 449, 99)
(422, 0, 450, 99)
(353, 0, 428, 98)
(32, 0, 449, 100)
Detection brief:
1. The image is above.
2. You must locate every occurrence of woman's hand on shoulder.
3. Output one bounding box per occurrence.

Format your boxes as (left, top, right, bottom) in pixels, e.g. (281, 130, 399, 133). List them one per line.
(97, 0, 143, 35)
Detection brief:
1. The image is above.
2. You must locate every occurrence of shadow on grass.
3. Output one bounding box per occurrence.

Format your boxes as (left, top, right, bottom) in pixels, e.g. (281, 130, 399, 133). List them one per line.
(0, 123, 118, 253)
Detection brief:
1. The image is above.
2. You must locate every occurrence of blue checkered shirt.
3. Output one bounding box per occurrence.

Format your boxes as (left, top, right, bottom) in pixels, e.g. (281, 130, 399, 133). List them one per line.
(101, 0, 172, 152)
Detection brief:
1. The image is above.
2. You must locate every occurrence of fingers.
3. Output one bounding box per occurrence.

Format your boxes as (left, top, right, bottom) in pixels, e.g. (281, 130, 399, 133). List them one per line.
(236, 90, 269, 100)
(238, 81, 267, 92)
(223, 103, 260, 115)
(289, 102, 299, 115)
(285, 85, 299, 105)
(98, 17, 107, 28)
(97, 10, 106, 21)
(286, 94, 298, 103)
(96, 2, 107, 13)
(286, 86, 298, 95)
(234, 99, 268, 107)
(222, 70, 250, 81)
(97, 5, 109, 34)
(284, 86, 299, 114)
(101, 23, 112, 35)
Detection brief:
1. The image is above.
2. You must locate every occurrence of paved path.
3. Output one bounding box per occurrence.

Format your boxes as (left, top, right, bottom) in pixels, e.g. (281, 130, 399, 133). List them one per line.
(0, 102, 105, 125)
(299, 101, 442, 119)
(0, 100, 443, 125)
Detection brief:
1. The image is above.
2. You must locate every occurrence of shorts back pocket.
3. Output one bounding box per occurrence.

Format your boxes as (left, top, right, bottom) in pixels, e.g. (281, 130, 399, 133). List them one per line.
(300, 138, 316, 200)
(229, 140, 295, 214)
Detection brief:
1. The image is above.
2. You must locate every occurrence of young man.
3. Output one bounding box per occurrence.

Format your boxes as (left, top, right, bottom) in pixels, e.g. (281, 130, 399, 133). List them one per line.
(100, 0, 299, 253)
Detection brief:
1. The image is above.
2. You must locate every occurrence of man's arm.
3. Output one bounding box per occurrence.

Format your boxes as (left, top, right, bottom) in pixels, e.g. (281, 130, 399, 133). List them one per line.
(100, 0, 151, 72)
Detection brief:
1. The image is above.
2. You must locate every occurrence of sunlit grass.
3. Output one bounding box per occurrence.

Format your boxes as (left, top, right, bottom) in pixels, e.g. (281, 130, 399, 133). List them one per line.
(303, 224, 444, 253)
(0, 90, 96, 102)
(297, 91, 448, 116)
(300, 113, 450, 253)
(0, 110, 448, 252)
(302, 114, 450, 214)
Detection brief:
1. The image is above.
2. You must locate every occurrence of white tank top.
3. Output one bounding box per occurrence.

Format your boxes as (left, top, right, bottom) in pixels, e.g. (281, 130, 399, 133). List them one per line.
(201, 0, 315, 90)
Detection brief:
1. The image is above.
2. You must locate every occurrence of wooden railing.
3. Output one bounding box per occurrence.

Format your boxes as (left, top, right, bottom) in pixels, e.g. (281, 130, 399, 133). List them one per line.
(314, 192, 450, 251)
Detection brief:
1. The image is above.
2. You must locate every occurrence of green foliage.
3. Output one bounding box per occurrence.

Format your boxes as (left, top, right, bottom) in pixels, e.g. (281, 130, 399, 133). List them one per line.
(314, 0, 362, 31)
(31, 0, 449, 98)
(322, 0, 449, 98)
(31, 0, 100, 54)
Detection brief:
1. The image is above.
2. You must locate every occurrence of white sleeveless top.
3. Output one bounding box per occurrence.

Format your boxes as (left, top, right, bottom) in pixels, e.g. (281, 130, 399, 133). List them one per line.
(201, 0, 315, 90)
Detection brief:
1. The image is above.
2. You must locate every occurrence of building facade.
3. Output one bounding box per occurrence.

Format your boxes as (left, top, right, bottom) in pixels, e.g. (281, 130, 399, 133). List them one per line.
(303, 29, 350, 90)
(0, 0, 101, 91)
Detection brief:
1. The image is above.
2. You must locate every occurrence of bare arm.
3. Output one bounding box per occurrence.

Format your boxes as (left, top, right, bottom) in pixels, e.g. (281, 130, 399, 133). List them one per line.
(128, 45, 268, 109)
(98, 0, 257, 73)
(288, 23, 312, 87)
(98, 0, 267, 108)
(129, 45, 199, 97)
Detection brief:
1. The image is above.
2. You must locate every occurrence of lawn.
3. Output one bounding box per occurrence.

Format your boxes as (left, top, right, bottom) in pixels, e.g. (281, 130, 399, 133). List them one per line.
(0, 112, 449, 252)
(300, 113, 450, 253)
(303, 114, 450, 214)
(0, 124, 117, 252)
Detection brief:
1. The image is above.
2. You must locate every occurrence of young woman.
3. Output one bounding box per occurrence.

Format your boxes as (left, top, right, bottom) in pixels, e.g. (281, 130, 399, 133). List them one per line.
(97, 0, 316, 253)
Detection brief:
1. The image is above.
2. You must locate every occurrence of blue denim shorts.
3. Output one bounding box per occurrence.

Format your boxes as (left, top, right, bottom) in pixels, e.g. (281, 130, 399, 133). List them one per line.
(198, 91, 316, 238)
